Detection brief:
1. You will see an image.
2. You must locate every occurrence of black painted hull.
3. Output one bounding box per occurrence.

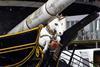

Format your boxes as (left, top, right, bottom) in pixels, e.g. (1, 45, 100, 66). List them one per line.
(0, 27, 40, 66)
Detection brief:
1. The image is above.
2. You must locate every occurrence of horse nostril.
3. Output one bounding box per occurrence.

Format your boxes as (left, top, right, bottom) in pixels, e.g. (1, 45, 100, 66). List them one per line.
(59, 32, 61, 34)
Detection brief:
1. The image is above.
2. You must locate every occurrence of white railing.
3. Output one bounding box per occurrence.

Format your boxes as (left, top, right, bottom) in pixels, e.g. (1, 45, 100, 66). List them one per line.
(76, 30, 100, 40)
(60, 49, 95, 67)
(66, 13, 100, 40)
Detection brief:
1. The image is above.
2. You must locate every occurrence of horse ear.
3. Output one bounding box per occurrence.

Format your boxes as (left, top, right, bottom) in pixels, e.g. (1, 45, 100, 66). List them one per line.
(56, 14, 60, 18)
(60, 14, 63, 16)
(59, 14, 64, 20)
(56, 14, 64, 20)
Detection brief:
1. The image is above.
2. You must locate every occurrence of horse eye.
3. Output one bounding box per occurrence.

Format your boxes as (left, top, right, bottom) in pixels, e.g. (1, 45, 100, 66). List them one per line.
(55, 23, 58, 26)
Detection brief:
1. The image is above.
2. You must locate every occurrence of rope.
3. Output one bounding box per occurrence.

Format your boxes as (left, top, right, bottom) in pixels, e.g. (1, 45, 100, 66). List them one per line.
(36, 46, 44, 67)
(5, 46, 37, 67)
(35, 24, 44, 67)
(0, 24, 44, 67)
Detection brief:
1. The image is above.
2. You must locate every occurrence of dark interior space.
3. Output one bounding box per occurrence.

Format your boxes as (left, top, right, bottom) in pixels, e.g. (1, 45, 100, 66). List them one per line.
(62, 3, 100, 16)
(0, 6, 37, 35)
(94, 51, 100, 66)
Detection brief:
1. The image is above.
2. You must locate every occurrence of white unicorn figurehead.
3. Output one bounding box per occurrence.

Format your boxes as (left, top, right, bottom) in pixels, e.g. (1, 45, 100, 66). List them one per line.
(47, 15, 66, 36)
(39, 14, 66, 53)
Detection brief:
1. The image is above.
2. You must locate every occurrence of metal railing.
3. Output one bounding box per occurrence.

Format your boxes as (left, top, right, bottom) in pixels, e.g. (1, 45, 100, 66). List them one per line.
(76, 30, 100, 40)
(66, 17, 100, 40)
(61, 50, 95, 67)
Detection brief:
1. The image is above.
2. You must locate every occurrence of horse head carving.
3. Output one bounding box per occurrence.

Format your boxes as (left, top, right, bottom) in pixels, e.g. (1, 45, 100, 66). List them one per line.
(47, 15, 65, 36)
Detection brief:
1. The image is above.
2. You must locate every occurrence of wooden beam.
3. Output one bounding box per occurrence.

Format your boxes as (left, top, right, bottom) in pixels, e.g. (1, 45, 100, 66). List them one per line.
(0, 1, 44, 8)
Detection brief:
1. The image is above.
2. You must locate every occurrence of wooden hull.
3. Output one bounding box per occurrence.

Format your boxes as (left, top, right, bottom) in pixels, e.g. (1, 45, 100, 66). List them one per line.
(0, 27, 40, 66)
